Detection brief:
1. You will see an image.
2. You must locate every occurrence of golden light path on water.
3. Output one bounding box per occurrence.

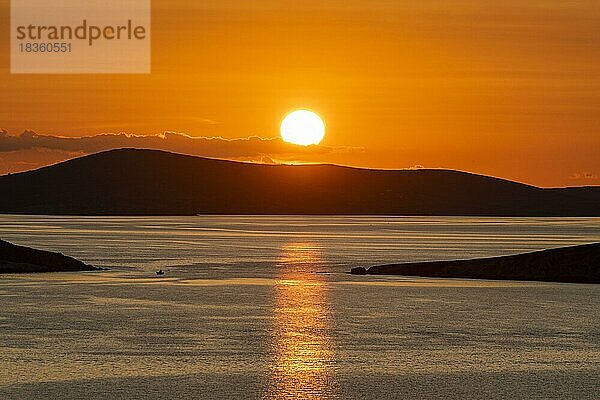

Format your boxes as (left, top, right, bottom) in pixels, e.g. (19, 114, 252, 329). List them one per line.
(266, 242, 335, 399)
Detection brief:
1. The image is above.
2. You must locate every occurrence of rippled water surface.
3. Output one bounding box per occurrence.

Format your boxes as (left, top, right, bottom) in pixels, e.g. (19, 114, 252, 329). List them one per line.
(0, 216, 599, 399)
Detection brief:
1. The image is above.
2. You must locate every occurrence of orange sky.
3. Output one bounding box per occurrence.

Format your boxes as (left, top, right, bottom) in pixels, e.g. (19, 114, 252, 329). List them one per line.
(0, 0, 599, 187)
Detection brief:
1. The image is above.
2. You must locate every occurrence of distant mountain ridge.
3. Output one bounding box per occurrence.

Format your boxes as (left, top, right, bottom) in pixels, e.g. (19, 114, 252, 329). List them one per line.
(0, 148, 598, 216)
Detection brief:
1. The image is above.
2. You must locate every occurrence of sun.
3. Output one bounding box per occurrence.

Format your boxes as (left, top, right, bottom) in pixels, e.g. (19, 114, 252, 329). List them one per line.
(280, 110, 325, 146)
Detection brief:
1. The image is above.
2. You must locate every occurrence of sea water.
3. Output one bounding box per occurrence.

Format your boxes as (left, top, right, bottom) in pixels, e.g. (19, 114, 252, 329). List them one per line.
(0, 216, 599, 399)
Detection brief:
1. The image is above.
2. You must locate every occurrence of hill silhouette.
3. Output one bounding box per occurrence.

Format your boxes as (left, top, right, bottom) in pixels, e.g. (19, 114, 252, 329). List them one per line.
(0, 239, 100, 273)
(0, 148, 598, 215)
(360, 242, 600, 283)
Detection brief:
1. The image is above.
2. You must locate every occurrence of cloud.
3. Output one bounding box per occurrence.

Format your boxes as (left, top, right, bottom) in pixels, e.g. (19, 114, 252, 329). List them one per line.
(568, 171, 599, 180)
(0, 148, 85, 175)
(0, 130, 362, 160)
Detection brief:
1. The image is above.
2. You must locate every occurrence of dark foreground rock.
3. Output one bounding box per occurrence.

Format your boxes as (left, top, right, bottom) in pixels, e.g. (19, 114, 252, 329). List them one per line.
(0, 239, 101, 273)
(362, 243, 600, 283)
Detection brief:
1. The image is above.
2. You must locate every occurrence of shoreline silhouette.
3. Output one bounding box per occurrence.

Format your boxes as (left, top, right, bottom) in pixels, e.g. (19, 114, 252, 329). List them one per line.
(354, 243, 600, 284)
(0, 239, 101, 273)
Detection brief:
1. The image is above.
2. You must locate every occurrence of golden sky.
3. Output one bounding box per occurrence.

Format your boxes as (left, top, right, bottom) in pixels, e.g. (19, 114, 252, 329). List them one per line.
(0, 0, 599, 186)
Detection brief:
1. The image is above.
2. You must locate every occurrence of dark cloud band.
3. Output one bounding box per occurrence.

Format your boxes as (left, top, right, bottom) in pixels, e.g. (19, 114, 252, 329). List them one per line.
(0, 130, 361, 160)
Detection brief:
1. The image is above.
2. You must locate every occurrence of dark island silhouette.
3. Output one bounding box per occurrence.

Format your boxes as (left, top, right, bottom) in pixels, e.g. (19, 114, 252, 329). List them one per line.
(0, 148, 598, 216)
(351, 243, 600, 283)
(0, 239, 100, 273)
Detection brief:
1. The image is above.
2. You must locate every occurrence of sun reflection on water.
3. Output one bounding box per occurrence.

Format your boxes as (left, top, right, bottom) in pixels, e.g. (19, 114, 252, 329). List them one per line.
(265, 242, 336, 399)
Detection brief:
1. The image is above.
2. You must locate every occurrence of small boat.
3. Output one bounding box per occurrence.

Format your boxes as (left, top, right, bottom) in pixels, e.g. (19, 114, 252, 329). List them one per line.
(156, 269, 165, 276)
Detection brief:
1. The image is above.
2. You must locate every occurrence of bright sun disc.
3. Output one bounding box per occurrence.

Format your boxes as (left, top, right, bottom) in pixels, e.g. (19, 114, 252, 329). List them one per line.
(280, 110, 325, 146)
